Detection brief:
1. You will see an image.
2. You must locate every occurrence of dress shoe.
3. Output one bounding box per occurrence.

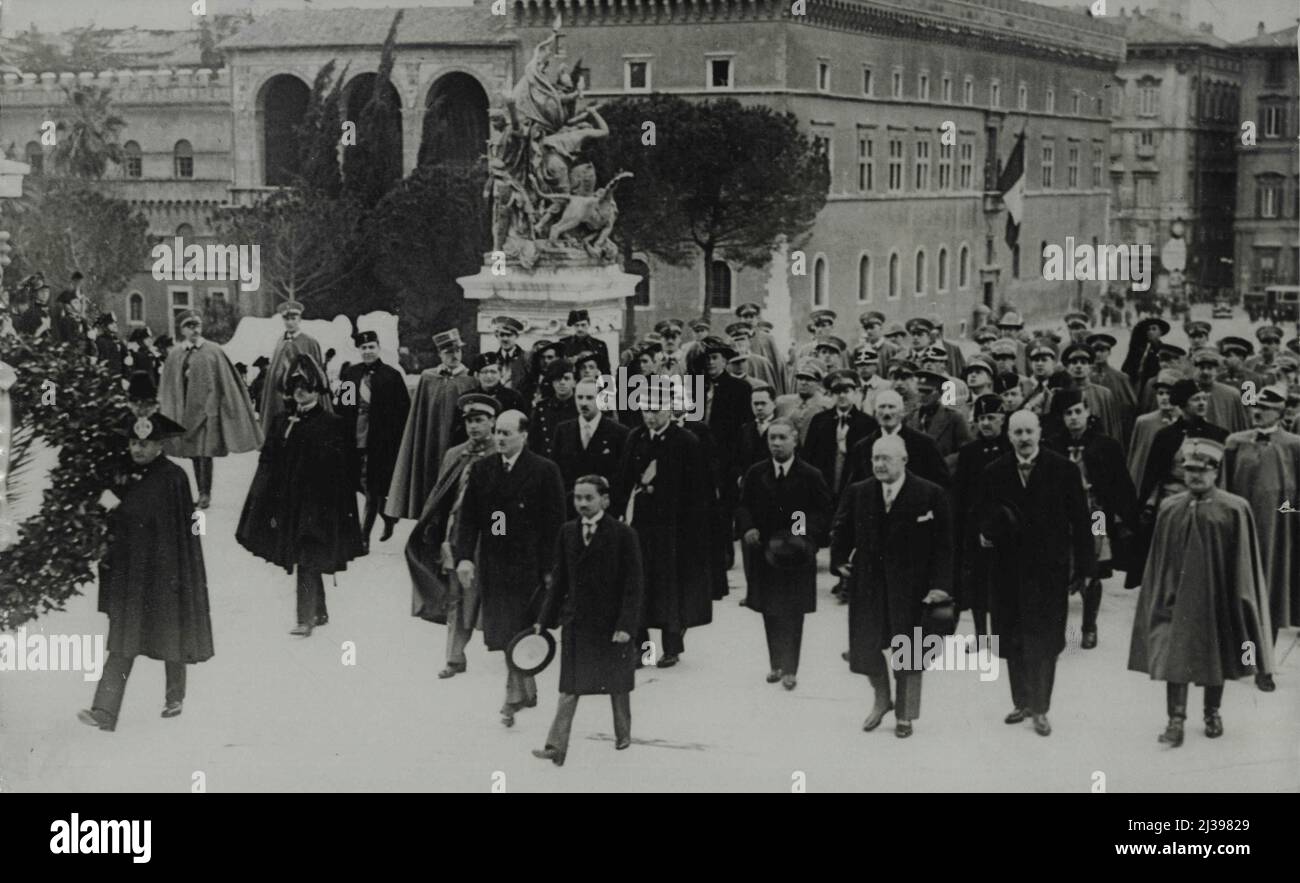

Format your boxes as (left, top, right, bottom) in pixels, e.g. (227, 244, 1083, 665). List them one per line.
(1204, 711, 1223, 739)
(360, 540, 370, 555)
(739, 598, 750, 608)
(501, 709, 515, 728)
(1255, 672, 1276, 692)
(289, 624, 313, 637)
(161, 701, 183, 719)
(77, 708, 115, 732)
(765, 670, 782, 683)
(1080, 629, 1098, 649)
(1158, 716, 1185, 747)
(1032, 714, 1052, 736)
(314, 614, 328, 627)
(615, 737, 631, 750)
(532, 747, 564, 766)
(841, 651, 850, 662)
(657, 654, 679, 668)
(196, 493, 211, 510)
(438, 663, 466, 679)
(862, 701, 894, 732)
(782, 674, 797, 690)
(379, 521, 395, 542)
(895, 721, 913, 738)
(521, 696, 538, 709)
(1004, 708, 1029, 724)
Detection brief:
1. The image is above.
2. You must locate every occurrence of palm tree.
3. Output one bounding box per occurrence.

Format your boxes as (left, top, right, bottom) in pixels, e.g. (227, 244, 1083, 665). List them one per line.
(51, 86, 125, 180)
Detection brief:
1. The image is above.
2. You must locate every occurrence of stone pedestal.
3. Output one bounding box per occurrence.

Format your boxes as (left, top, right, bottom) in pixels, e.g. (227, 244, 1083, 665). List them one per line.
(458, 253, 640, 359)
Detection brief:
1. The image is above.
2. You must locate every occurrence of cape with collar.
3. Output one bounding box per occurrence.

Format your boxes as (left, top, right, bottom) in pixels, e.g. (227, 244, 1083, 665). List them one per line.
(158, 339, 264, 458)
(260, 330, 324, 435)
(384, 363, 477, 520)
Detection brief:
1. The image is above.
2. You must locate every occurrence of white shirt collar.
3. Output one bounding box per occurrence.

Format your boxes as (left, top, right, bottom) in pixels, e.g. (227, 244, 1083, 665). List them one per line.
(1257, 424, 1280, 436)
(502, 451, 521, 471)
(1016, 450, 1038, 466)
(648, 425, 666, 440)
(580, 412, 601, 429)
(582, 511, 604, 527)
(881, 424, 901, 436)
(882, 472, 905, 495)
(772, 457, 793, 477)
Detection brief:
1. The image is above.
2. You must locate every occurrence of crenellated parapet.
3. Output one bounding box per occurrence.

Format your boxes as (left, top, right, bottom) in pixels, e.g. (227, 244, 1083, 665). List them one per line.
(0, 68, 232, 105)
(511, 0, 1127, 68)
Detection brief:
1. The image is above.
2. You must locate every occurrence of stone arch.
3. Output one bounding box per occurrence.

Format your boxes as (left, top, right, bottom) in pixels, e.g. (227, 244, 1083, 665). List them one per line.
(257, 73, 311, 186)
(420, 71, 490, 170)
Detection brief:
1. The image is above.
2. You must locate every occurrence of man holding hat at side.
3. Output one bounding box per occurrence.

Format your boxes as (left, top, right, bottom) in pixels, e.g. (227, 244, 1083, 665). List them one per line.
(1223, 384, 1300, 691)
(260, 300, 324, 435)
(562, 309, 610, 376)
(1130, 438, 1273, 746)
(386, 328, 478, 521)
(338, 329, 411, 552)
(158, 309, 263, 509)
(79, 411, 213, 732)
(531, 474, 644, 766)
(407, 392, 501, 679)
(775, 360, 830, 445)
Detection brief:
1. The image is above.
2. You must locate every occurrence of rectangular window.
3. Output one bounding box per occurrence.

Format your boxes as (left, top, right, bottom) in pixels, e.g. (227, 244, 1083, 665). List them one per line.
(1139, 85, 1158, 117)
(1071, 91, 1081, 114)
(1046, 88, 1055, 113)
(175, 156, 194, 178)
(1067, 146, 1079, 188)
(858, 137, 874, 192)
(963, 77, 974, 105)
(1263, 105, 1284, 139)
(959, 142, 973, 189)
(1136, 176, 1153, 207)
(892, 68, 903, 99)
(915, 139, 930, 190)
(941, 75, 952, 102)
(1091, 144, 1103, 187)
(1017, 84, 1028, 111)
(126, 156, 142, 178)
(708, 57, 733, 90)
(862, 67, 873, 96)
(1260, 182, 1281, 218)
(1140, 130, 1154, 147)
(990, 80, 1000, 108)
(888, 138, 904, 191)
(624, 59, 651, 92)
(817, 61, 831, 92)
(1041, 143, 1054, 188)
(918, 72, 930, 100)
(938, 143, 952, 189)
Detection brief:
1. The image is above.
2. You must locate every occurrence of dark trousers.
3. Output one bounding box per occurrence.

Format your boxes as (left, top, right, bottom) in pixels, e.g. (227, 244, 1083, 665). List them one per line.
(762, 613, 804, 675)
(1007, 652, 1057, 715)
(190, 456, 213, 495)
(504, 668, 537, 711)
(1082, 579, 1102, 632)
(1166, 682, 1224, 717)
(868, 668, 923, 721)
(636, 627, 685, 659)
(296, 568, 328, 626)
(545, 692, 631, 758)
(92, 652, 186, 724)
(358, 452, 396, 540)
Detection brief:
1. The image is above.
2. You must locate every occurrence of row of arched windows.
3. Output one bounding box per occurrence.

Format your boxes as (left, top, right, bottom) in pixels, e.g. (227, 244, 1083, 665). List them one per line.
(22, 139, 194, 178)
(810, 244, 971, 306)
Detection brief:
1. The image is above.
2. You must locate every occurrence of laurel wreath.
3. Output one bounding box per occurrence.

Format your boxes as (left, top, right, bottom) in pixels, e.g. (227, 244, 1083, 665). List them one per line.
(0, 336, 129, 631)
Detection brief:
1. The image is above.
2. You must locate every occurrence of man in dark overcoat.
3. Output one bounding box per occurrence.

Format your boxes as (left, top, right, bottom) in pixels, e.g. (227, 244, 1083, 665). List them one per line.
(550, 377, 628, 517)
(80, 412, 213, 731)
(831, 434, 952, 738)
(973, 410, 1094, 737)
(405, 394, 499, 678)
(952, 394, 1011, 643)
(736, 418, 833, 689)
(453, 409, 566, 727)
(338, 330, 410, 552)
(531, 475, 644, 766)
(847, 389, 949, 488)
(702, 335, 755, 564)
(529, 358, 578, 457)
(236, 355, 363, 636)
(802, 371, 878, 498)
(560, 308, 611, 376)
(615, 396, 713, 668)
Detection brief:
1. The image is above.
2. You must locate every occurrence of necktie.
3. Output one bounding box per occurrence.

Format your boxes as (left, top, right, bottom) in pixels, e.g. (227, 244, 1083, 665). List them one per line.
(583, 521, 595, 545)
(581, 421, 593, 449)
(1018, 460, 1033, 487)
(776, 463, 787, 481)
(884, 485, 894, 513)
(1257, 431, 1273, 444)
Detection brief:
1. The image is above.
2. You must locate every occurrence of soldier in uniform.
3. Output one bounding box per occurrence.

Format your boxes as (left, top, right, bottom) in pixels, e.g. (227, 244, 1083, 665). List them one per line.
(490, 315, 532, 390)
(472, 351, 529, 416)
(1062, 342, 1125, 448)
(1064, 312, 1090, 346)
(529, 358, 578, 457)
(854, 346, 892, 416)
(775, 360, 830, 445)
(561, 309, 611, 375)
(1217, 337, 1262, 390)
(793, 309, 839, 366)
(734, 302, 787, 394)
(995, 370, 1027, 413)
(1128, 369, 1181, 489)
(656, 319, 688, 375)
(1191, 349, 1249, 434)
(260, 300, 324, 433)
(1246, 325, 1283, 385)
(726, 322, 780, 390)
(1185, 320, 1212, 355)
(909, 369, 973, 472)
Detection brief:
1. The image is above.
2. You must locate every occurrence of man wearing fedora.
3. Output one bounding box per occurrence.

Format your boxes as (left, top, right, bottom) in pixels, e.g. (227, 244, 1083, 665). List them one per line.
(237, 355, 364, 636)
(561, 309, 611, 375)
(491, 315, 531, 390)
(1223, 384, 1300, 692)
(973, 410, 1094, 736)
(386, 328, 478, 521)
(407, 393, 500, 678)
(615, 384, 713, 668)
(260, 300, 324, 434)
(158, 310, 263, 509)
(1130, 438, 1274, 747)
(531, 474, 644, 766)
(832, 434, 952, 737)
(79, 411, 213, 732)
(736, 418, 833, 689)
(454, 410, 566, 726)
(338, 330, 410, 552)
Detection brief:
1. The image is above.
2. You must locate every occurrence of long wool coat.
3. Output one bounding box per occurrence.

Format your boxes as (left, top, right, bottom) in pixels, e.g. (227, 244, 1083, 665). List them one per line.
(452, 449, 566, 651)
(236, 405, 364, 574)
(337, 360, 411, 498)
(98, 456, 213, 664)
(735, 457, 833, 617)
(831, 473, 952, 677)
(538, 516, 645, 695)
(1129, 488, 1274, 685)
(260, 332, 323, 434)
(952, 432, 1012, 611)
(159, 340, 264, 458)
(974, 449, 1095, 659)
(1224, 428, 1300, 628)
(385, 365, 477, 520)
(615, 422, 714, 631)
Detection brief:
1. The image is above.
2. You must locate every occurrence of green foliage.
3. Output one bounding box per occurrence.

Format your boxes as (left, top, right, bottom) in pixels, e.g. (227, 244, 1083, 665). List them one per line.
(51, 85, 126, 180)
(0, 178, 149, 296)
(0, 337, 131, 630)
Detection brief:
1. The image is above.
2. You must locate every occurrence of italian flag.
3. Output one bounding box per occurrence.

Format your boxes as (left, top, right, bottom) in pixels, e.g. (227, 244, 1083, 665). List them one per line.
(997, 130, 1026, 249)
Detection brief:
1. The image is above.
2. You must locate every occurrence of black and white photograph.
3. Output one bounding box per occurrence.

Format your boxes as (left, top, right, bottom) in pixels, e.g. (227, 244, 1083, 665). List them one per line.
(0, 0, 1296, 832)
